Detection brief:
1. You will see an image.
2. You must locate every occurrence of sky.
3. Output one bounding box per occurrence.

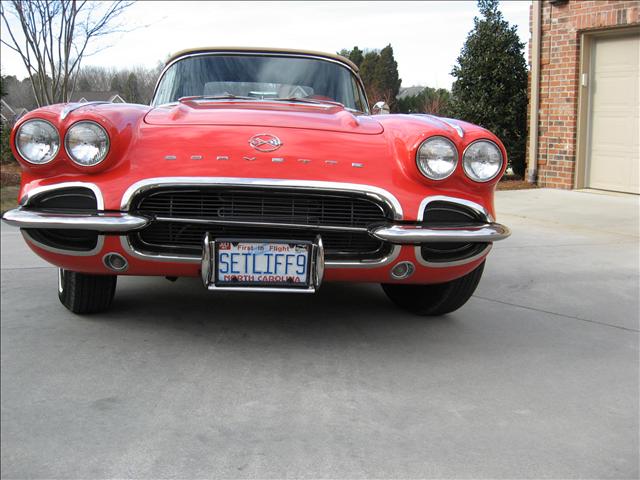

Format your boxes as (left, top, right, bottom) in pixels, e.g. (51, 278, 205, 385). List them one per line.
(0, 1, 530, 89)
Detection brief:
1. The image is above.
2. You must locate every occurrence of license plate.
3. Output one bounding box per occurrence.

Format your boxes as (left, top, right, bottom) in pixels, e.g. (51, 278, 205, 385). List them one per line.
(217, 240, 310, 286)
(201, 236, 323, 293)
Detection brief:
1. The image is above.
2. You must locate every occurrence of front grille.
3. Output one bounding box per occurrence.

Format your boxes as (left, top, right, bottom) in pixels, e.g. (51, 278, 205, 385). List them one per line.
(129, 186, 393, 260)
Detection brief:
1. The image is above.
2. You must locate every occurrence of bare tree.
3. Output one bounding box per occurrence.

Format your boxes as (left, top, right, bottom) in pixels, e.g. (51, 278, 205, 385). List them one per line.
(0, 0, 134, 107)
(74, 61, 163, 104)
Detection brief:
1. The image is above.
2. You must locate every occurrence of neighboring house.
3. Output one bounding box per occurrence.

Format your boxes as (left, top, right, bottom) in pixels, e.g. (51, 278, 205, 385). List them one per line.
(69, 91, 126, 103)
(527, 0, 639, 194)
(0, 99, 28, 125)
(397, 86, 425, 100)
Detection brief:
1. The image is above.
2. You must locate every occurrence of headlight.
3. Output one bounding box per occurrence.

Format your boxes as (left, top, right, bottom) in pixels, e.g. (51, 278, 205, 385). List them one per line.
(16, 119, 60, 164)
(463, 140, 503, 182)
(416, 136, 458, 180)
(65, 121, 109, 166)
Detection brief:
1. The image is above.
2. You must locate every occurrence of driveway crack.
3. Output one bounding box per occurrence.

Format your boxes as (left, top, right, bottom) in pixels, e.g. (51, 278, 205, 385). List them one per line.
(473, 295, 640, 333)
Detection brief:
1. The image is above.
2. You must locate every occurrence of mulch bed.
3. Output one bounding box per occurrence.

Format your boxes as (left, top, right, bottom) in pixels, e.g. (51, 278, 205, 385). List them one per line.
(496, 179, 538, 191)
(1, 163, 21, 187)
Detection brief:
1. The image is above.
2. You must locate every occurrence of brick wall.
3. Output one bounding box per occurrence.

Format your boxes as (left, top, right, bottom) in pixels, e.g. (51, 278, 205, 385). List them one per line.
(528, 0, 639, 189)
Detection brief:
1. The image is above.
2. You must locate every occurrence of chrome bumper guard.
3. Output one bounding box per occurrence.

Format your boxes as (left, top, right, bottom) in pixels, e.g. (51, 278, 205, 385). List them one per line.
(371, 223, 510, 244)
(1, 207, 510, 243)
(1, 208, 149, 232)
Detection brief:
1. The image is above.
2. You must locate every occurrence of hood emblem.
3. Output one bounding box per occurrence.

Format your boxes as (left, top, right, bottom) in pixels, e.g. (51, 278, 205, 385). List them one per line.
(249, 133, 282, 152)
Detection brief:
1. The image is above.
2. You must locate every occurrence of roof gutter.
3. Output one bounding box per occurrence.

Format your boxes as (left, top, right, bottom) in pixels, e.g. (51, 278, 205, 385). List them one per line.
(527, 0, 542, 184)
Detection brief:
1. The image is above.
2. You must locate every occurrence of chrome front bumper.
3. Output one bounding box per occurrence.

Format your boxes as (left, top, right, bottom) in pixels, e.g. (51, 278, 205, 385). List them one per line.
(1, 207, 510, 244)
(2, 208, 149, 232)
(371, 223, 510, 243)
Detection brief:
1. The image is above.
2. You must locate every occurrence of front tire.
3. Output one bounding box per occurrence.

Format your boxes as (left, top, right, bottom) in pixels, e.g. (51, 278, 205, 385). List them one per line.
(381, 261, 485, 316)
(58, 269, 117, 314)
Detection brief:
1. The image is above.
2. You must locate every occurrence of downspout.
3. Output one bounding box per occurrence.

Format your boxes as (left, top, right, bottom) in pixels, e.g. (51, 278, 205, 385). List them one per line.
(527, 0, 542, 183)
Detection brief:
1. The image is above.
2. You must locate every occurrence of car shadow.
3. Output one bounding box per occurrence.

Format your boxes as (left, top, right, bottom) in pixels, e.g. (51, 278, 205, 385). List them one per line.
(89, 276, 465, 348)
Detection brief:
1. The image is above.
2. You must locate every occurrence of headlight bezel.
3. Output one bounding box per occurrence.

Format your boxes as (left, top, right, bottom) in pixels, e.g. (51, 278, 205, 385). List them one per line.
(64, 120, 110, 167)
(415, 135, 459, 181)
(15, 119, 61, 165)
(462, 139, 504, 183)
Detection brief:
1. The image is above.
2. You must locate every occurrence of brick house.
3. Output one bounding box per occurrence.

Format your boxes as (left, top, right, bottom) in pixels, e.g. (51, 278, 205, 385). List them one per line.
(527, 0, 639, 194)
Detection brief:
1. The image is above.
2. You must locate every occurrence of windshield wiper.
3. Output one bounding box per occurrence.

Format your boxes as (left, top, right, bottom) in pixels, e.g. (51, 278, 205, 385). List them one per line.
(178, 95, 347, 109)
(272, 97, 344, 108)
(178, 94, 256, 103)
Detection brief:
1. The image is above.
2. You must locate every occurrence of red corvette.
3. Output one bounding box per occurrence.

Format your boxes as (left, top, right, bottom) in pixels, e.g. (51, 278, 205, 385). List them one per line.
(2, 47, 510, 315)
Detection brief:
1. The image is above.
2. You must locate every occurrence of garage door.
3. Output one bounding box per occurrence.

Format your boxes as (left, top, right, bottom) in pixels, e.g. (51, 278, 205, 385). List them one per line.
(586, 32, 639, 194)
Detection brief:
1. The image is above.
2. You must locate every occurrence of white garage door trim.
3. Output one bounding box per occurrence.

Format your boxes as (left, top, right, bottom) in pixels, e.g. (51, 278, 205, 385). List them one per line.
(575, 26, 640, 194)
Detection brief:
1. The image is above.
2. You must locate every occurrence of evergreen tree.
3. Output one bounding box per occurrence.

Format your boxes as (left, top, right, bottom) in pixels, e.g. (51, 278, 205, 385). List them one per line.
(358, 50, 380, 101)
(450, 0, 528, 176)
(124, 72, 140, 103)
(338, 47, 364, 68)
(348, 46, 364, 67)
(374, 45, 401, 112)
(109, 74, 123, 94)
(338, 45, 401, 111)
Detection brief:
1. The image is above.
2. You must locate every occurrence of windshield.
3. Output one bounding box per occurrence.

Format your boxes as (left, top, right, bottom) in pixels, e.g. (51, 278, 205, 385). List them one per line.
(153, 54, 369, 112)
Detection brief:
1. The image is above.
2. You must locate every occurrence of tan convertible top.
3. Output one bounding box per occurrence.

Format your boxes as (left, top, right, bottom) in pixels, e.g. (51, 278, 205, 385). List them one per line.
(165, 47, 359, 72)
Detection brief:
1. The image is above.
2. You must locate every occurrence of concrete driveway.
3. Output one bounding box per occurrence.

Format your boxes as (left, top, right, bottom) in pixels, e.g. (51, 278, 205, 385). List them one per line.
(1, 188, 638, 479)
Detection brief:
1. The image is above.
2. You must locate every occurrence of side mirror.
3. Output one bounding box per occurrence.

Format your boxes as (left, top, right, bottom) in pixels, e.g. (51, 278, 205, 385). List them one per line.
(372, 101, 390, 115)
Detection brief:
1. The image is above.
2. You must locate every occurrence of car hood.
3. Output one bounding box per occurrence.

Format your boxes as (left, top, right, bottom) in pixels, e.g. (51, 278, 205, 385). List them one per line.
(143, 100, 384, 135)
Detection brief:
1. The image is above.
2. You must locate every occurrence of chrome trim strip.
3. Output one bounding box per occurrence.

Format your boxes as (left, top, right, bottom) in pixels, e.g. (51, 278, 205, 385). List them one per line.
(152, 51, 370, 113)
(3, 208, 149, 232)
(437, 117, 465, 138)
(372, 223, 511, 244)
(414, 195, 503, 268)
(415, 114, 464, 139)
(120, 177, 403, 220)
(119, 235, 201, 263)
(18, 182, 105, 210)
(154, 216, 369, 233)
(417, 195, 494, 222)
(22, 230, 105, 257)
(204, 286, 316, 294)
(328, 244, 400, 268)
(58, 268, 64, 293)
(60, 101, 110, 121)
